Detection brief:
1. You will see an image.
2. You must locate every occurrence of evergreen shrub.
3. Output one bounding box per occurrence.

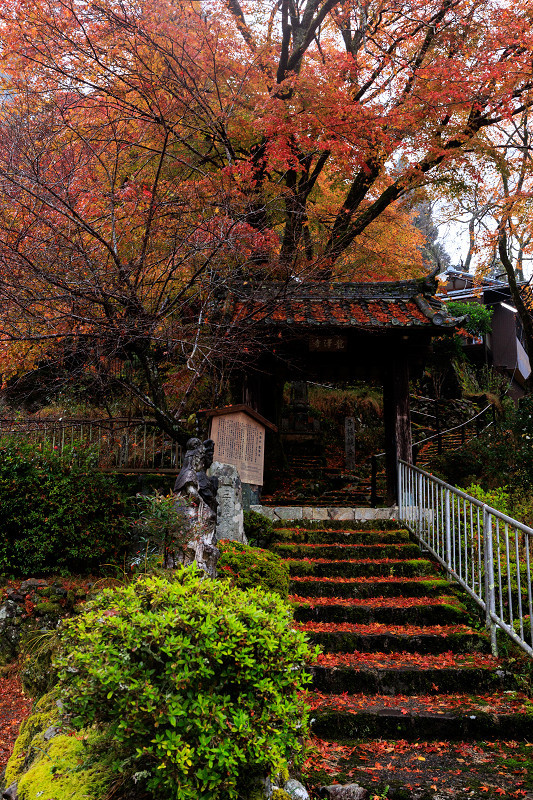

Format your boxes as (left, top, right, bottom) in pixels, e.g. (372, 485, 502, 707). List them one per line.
(0, 439, 128, 575)
(218, 539, 290, 599)
(243, 508, 275, 547)
(55, 568, 314, 800)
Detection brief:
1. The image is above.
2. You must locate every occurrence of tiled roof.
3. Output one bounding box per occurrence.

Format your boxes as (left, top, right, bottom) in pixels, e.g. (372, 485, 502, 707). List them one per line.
(229, 277, 460, 332)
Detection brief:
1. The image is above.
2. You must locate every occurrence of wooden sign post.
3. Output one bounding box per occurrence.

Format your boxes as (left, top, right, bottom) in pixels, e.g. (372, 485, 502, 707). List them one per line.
(205, 405, 277, 491)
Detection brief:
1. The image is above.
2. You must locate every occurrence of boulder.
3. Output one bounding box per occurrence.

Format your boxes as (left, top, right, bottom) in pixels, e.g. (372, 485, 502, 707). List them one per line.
(284, 778, 310, 800)
(319, 784, 368, 800)
(1, 783, 18, 800)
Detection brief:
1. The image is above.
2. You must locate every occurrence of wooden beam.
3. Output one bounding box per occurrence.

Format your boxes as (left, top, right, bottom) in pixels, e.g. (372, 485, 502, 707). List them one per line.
(383, 348, 412, 505)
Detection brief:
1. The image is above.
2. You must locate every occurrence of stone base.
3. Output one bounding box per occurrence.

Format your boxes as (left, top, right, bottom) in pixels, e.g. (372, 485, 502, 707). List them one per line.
(250, 505, 398, 522)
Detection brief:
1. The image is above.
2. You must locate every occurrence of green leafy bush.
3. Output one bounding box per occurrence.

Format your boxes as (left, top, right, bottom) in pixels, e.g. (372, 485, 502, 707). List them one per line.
(0, 439, 128, 575)
(446, 301, 493, 336)
(130, 491, 192, 569)
(243, 508, 275, 547)
(218, 540, 290, 599)
(462, 484, 511, 515)
(55, 568, 313, 800)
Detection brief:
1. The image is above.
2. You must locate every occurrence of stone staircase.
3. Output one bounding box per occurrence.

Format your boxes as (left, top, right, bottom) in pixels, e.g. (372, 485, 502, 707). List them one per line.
(270, 518, 533, 799)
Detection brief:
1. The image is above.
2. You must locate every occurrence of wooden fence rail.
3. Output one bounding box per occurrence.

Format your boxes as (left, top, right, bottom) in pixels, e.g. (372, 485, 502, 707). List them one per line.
(0, 418, 184, 473)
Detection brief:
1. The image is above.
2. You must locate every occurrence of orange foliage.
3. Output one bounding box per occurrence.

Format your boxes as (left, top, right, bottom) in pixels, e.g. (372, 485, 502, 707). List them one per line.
(0, 0, 531, 413)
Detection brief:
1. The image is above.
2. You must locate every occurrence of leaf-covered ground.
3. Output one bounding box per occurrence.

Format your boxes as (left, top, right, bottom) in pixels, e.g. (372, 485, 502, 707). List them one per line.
(0, 671, 32, 775)
(303, 736, 533, 799)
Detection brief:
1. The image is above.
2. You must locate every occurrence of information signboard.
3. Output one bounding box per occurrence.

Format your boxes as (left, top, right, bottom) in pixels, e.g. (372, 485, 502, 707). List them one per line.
(210, 410, 266, 485)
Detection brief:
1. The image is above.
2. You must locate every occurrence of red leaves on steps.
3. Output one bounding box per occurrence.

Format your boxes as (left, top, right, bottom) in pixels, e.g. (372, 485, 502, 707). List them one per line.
(290, 575, 440, 584)
(296, 622, 476, 635)
(303, 736, 530, 797)
(313, 650, 501, 669)
(291, 594, 458, 608)
(306, 691, 530, 714)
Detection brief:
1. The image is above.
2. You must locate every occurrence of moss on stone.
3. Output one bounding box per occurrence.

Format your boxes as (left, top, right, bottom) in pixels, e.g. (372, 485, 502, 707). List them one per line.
(272, 790, 292, 800)
(6, 689, 113, 800)
(17, 732, 113, 800)
(21, 632, 59, 699)
(34, 602, 62, 616)
(4, 691, 61, 784)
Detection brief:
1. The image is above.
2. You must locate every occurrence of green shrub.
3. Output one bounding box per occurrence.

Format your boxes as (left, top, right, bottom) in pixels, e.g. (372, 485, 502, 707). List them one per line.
(0, 438, 128, 575)
(130, 491, 192, 569)
(55, 568, 313, 800)
(462, 484, 511, 515)
(218, 540, 290, 599)
(446, 301, 493, 336)
(243, 509, 275, 547)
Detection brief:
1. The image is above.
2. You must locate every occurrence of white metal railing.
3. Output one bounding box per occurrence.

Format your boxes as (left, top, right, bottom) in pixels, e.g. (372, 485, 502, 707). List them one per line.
(0, 418, 184, 473)
(398, 460, 533, 657)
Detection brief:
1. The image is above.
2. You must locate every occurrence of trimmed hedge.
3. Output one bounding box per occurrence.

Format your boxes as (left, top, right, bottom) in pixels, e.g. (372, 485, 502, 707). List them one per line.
(217, 540, 290, 599)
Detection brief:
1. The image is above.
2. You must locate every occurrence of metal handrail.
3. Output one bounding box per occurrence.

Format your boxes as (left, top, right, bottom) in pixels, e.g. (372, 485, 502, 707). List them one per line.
(369, 404, 493, 505)
(413, 404, 492, 448)
(398, 460, 533, 658)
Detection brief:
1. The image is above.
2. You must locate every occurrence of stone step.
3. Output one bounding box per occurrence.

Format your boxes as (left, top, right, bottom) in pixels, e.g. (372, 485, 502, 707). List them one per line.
(287, 558, 436, 578)
(302, 737, 532, 799)
(309, 691, 531, 742)
(292, 596, 465, 625)
(273, 528, 410, 544)
(275, 542, 422, 559)
(290, 576, 451, 598)
(298, 623, 490, 654)
(310, 659, 513, 695)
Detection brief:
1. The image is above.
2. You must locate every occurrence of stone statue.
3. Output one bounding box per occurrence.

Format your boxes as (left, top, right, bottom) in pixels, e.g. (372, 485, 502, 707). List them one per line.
(173, 438, 219, 577)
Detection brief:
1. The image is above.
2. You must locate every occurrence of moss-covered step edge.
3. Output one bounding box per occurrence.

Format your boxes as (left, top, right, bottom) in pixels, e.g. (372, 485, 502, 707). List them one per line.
(293, 601, 466, 626)
(271, 519, 402, 531)
(272, 529, 410, 544)
(287, 559, 436, 578)
(310, 709, 533, 742)
(274, 543, 422, 560)
(303, 630, 490, 654)
(309, 665, 516, 696)
(290, 578, 451, 598)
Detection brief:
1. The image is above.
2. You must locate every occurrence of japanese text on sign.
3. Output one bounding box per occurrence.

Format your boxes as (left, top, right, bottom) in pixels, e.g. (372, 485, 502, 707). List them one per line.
(211, 411, 265, 485)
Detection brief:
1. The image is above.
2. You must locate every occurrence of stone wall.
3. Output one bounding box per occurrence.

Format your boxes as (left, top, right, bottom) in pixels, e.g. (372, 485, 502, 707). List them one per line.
(250, 505, 398, 523)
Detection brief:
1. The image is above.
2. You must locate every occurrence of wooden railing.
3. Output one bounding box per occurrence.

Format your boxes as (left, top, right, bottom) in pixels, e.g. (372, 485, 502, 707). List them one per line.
(0, 417, 184, 473)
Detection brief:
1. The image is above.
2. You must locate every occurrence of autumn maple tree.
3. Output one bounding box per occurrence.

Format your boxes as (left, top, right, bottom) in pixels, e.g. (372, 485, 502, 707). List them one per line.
(440, 112, 533, 359)
(0, 0, 532, 432)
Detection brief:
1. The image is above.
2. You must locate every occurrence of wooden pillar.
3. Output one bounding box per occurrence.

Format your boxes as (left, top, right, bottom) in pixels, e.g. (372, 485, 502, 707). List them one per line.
(383, 346, 412, 505)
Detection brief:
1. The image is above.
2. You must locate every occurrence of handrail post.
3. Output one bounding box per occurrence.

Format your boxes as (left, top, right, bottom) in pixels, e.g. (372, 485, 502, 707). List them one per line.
(371, 455, 377, 508)
(417, 471, 423, 533)
(445, 487, 452, 573)
(397, 460, 403, 519)
(483, 506, 498, 656)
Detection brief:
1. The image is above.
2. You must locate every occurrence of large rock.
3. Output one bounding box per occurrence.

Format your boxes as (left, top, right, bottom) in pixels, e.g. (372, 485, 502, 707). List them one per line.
(3, 691, 114, 800)
(319, 784, 368, 800)
(284, 779, 310, 800)
(209, 462, 246, 542)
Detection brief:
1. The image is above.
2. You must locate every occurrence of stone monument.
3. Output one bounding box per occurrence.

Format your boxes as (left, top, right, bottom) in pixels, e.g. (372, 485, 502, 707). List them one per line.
(173, 437, 220, 577)
(208, 461, 246, 543)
